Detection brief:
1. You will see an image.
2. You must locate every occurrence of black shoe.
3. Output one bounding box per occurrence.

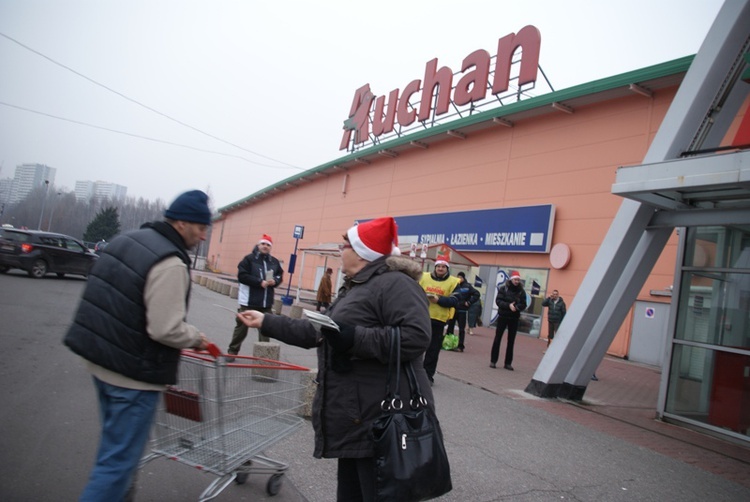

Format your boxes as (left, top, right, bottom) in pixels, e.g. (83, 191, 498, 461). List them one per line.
(225, 353, 237, 363)
(504, 365, 514, 371)
(591, 374, 599, 381)
(489, 362, 497, 368)
(454, 347, 464, 352)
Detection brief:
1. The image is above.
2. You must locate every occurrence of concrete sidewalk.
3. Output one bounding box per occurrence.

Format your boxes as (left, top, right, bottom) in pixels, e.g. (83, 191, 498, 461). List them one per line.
(434, 326, 750, 489)
(181, 277, 750, 501)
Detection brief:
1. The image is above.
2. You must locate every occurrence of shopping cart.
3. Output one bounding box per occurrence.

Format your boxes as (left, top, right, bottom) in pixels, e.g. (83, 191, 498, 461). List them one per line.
(139, 344, 310, 501)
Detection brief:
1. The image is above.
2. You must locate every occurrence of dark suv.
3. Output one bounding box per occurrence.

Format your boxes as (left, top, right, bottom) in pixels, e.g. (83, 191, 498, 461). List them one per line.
(0, 228, 99, 278)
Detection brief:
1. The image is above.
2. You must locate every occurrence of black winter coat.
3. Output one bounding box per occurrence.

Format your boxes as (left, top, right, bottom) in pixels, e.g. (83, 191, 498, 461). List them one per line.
(495, 281, 528, 320)
(454, 281, 480, 311)
(541, 296, 567, 323)
(261, 255, 433, 459)
(237, 245, 284, 308)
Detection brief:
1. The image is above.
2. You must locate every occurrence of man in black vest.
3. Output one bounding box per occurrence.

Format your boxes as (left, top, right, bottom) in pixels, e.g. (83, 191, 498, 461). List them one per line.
(65, 190, 213, 501)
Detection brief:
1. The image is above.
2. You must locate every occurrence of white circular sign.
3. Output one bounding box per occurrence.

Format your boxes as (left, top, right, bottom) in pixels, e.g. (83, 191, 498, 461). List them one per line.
(550, 243, 571, 269)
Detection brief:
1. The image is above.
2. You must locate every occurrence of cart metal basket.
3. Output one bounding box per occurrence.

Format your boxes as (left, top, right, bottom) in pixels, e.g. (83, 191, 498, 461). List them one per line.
(140, 346, 310, 501)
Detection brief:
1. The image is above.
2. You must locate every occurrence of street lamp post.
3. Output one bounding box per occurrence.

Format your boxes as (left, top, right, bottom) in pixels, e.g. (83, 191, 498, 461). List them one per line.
(47, 192, 62, 232)
(37, 180, 49, 230)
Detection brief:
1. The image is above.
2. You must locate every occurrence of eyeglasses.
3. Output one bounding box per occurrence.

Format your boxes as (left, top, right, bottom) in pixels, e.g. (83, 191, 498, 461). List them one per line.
(338, 243, 352, 251)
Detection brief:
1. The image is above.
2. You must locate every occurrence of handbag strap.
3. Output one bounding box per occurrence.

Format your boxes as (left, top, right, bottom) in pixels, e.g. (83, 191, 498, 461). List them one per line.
(381, 326, 403, 411)
(405, 361, 429, 410)
(382, 326, 430, 412)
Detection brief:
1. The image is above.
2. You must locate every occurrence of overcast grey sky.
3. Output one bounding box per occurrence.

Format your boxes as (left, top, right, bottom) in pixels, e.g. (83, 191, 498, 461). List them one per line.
(0, 0, 725, 209)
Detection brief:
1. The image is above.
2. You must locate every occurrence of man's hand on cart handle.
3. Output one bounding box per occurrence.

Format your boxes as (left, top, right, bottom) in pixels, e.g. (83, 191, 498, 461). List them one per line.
(194, 333, 211, 351)
(192, 333, 222, 358)
(237, 310, 264, 328)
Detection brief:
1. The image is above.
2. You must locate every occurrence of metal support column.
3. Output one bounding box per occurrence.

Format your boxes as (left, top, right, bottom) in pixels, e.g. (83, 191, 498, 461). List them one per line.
(526, 0, 750, 400)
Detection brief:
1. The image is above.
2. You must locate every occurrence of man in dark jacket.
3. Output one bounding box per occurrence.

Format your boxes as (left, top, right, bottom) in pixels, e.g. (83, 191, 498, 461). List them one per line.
(490, 270, 527, 370)
(541, 289, 567, 348)
(450, 271, 480, 352)
(64, 190, 212, 501)
(227, 234, 284, 356)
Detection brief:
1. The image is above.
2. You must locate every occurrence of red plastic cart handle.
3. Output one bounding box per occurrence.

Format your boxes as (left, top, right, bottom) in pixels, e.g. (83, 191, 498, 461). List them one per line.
(206, 343, 222, 358)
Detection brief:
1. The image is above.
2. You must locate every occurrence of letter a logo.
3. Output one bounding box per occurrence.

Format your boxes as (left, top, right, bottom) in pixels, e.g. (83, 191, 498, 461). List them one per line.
(340, 84, 375, 150)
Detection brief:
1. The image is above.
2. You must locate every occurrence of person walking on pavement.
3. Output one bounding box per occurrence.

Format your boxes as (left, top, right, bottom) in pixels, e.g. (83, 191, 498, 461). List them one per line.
(235, 217, 437, 500)
(316, 267, 333, 312)
(227, 234, 283, 358)
(541, 289, 566, 349)
(490, 270, 527, 371)
(451, 271, 480, 352)
(420, 260, 460, 383)
(64, 190, 213, 501)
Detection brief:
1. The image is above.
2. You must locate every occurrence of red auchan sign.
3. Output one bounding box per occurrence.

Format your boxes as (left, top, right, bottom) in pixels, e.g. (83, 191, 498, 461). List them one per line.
(340, 25, 541, 151)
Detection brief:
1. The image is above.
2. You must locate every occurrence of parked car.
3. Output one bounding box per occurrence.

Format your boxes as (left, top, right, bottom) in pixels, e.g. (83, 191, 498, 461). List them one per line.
(0, 228, 99, 278)
(94, 240, 109, 255)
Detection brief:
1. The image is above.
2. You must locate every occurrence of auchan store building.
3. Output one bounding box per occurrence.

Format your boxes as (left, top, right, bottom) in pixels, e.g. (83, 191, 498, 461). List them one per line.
(209, 2, 750, 444)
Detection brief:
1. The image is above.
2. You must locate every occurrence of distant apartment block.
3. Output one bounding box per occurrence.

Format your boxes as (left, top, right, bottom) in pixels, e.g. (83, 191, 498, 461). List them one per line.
(8, 163, 57, 204)
(75, 180, 127, 202)
(0, 178, 12, 206)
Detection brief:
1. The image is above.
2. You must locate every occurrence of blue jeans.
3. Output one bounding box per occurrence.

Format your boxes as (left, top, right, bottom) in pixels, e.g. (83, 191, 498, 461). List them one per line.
(80, 377, 160, 502)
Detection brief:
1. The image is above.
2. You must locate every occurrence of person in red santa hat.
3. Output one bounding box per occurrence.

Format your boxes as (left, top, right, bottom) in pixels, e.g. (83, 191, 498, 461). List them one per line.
(227, 233, 283, 359)
(490, 270, 528, 370)
(419, 255, 461, 383)
(236, 217, 448, 501)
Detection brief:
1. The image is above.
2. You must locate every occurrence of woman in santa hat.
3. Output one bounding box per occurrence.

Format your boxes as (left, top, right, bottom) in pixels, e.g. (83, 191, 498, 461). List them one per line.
(237, 217, 443, 500)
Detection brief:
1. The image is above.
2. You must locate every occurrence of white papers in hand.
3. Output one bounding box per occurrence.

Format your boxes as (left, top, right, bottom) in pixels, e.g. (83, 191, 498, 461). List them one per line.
(303, 310, 340, 331)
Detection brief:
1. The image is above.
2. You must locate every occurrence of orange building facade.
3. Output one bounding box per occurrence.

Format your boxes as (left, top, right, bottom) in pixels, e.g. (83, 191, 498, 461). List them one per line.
(208, 58, 695, 361)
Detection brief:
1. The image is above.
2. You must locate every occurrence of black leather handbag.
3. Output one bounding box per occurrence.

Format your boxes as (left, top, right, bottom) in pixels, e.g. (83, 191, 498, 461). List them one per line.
(371, 327, 452, 501)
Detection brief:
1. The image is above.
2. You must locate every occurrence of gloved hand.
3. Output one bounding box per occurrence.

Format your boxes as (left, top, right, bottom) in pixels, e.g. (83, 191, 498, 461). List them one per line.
(321, 324, 355, 353)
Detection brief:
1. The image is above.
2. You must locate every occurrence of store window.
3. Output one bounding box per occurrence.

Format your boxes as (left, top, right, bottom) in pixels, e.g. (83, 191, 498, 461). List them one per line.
(664, 226, 750, 439)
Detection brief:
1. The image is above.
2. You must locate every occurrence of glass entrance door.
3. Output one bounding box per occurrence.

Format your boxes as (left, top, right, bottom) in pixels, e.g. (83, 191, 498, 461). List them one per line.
(664, 226, 750, 440)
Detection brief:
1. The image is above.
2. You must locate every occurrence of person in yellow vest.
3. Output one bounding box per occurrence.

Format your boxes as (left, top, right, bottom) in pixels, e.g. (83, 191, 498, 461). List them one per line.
(420, 259, 460, 384)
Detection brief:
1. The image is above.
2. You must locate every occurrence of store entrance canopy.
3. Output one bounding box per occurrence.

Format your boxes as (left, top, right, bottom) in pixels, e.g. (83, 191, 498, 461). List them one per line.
(398, 243, 479, 267)
(299, 242, 342, 258)
(294, 243, 341, 305)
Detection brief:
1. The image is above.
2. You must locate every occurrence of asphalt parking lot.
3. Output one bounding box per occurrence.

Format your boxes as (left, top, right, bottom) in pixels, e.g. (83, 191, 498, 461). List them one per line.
(1, 270, 748, 501)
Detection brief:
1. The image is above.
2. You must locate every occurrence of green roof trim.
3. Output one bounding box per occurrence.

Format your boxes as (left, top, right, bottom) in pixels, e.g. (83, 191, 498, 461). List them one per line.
(218, 55, 694, 214)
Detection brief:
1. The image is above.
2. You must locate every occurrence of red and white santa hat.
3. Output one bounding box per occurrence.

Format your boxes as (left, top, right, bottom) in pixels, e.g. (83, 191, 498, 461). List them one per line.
(435, 246, 451, 268)
(509, 270, 521, 281)
(259, 234, 273, 246)
(346, 217, 400, 261)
